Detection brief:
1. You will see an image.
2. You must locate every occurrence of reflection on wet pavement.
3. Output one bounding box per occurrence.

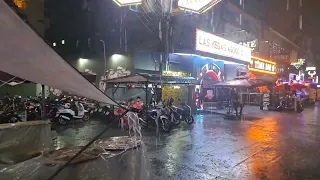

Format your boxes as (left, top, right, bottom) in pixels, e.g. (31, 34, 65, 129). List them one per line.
(55, 105, 320, 180)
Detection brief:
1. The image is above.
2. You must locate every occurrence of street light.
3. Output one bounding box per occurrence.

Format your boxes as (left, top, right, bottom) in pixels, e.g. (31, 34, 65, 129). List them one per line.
(111, 54, 122, 61)
(79, 58, 89, 67)
(100, 40, 107, 73)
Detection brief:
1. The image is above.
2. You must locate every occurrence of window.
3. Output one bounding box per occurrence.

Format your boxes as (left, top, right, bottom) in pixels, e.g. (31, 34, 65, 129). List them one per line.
(286, 0, 290, 11)
(299, 15, 303, 30)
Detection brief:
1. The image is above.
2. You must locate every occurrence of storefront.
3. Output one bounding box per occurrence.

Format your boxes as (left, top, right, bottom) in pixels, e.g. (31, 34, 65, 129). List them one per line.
(170, 29, 252, 109)
(161, 71, 191, 105)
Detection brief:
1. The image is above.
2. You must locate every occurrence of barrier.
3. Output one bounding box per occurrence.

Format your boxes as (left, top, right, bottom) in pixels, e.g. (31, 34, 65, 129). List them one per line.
(241, 93, 263, 106)
(0, 120, 53, 164)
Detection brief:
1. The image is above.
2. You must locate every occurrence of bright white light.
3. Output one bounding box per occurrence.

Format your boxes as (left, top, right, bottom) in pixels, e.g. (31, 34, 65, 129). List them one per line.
(61, 40, 65, 45)
(111, 54, 123, 61)
(53, 42, 56, 47)
(79, 58, 89, 66)
(178, 0, 222, 14)
(306, 67, 316, 71)
(195, 29, 252, 63)
(173, 86, 180, 89)
(113, 0, 141, 7)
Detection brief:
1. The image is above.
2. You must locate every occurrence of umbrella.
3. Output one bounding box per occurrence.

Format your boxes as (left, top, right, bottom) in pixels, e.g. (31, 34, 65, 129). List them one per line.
(275, 83, 307, 91)
(275, 84, 286, 91)
(214, 78, 266, 88)
(290, 83, 307, 90)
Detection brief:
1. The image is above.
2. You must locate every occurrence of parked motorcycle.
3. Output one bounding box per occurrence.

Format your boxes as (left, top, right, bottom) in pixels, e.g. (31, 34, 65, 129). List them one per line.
(55, 101, 90, 124)
(138, 106, 171, 132)
(167, 98, 194, 125)
(0, 110, 23, 123)
(276, 97, 303, 113)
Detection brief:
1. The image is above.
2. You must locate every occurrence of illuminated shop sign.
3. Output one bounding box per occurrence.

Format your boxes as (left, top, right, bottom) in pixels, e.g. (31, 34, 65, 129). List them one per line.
(113, 0, 141, 7)
(195, 29, 251, 63)
(291, 58, 305, 69)
(306, 66, 318, 83)
(163, 71, 190, 77)
(178, 0, 223, 14)
(248, 57, 276, 75)
(239, 39, 257, 52)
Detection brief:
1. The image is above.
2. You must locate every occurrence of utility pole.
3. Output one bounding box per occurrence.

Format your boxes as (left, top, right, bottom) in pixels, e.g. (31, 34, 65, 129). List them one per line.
(160, 0, 173, 74)
(100, 40, 107, 74)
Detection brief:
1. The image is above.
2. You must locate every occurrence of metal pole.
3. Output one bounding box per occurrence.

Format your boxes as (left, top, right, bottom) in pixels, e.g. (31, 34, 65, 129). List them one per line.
(100, 40, 107, 74)
(41, 84, 45, 120)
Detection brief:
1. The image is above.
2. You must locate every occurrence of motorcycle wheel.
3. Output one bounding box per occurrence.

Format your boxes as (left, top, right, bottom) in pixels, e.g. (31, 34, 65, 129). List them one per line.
(83, 113, 90, 122)
(161, 118, 171, 132)
(185, 116, 194, 125)
(171, 113, 180, 126)
(10, 116, 21, 123)
(297, 105, 304, 113)
(58, 116, 67, 125)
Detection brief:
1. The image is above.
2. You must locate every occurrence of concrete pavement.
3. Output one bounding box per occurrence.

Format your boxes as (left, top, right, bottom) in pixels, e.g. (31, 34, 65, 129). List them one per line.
(54, 104, 320, 179)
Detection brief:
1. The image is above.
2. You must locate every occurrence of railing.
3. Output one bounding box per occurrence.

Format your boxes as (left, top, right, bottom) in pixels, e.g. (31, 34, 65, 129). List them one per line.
(240, 93, 263, 106)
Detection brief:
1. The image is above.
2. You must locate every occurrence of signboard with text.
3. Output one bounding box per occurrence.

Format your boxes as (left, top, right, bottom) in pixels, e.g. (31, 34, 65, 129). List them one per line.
(178, 0, 222, 14)
(163, 71, 190, 77)
(195, 29, 252, 63)
(248, 57, 276, 75)
(306, 66, 318, 83)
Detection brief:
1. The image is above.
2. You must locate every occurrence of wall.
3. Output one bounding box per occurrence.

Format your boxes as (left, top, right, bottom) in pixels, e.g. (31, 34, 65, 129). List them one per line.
(105, 87, 147, 102)
(25, 0, 46, 37)
(133, 51, 160, 72)
(267, 0, 301, 42)
(68, 54, 132, 85)
(0, 83, 37, 97)
(169, 54, 194, 73)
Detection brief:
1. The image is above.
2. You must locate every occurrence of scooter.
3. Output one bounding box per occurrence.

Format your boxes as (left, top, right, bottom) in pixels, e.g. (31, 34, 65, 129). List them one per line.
(167, 98, 194, 125)
(55, 101, 90, 124)
(138, 106, 171, 133)
(277, 97, 303, 113)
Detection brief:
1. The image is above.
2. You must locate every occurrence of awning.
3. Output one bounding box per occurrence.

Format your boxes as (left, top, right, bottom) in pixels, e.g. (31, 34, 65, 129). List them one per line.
(214, 78, 267, 88)
(0, 1, 117, 105)
(107, 73, 197, 85)
(0, 71, 30, 86)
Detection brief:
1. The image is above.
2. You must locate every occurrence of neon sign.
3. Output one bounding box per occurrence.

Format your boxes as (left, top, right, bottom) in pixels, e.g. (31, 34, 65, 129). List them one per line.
(248, 57, 276, 75)
(306, 66, 318, 83)
(178, 0, 223, 14)
(291, 58, 305, 69)
(113, 0, 141, 7)
(195, 29, 251, 63)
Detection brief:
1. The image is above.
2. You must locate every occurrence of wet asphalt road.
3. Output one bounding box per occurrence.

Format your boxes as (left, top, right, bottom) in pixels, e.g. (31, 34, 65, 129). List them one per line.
(55, 105, 320, 180)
